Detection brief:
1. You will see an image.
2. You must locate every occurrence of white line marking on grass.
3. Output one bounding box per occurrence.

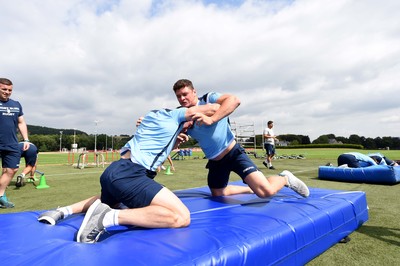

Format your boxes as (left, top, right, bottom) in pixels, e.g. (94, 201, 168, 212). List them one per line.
(40, 171, 103, 177)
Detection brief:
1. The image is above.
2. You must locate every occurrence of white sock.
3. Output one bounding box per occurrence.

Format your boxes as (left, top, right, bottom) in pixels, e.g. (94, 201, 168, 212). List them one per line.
(57, 206, 73, 218)
(20, 173, 26, 178)
(103, 209, 120, 228)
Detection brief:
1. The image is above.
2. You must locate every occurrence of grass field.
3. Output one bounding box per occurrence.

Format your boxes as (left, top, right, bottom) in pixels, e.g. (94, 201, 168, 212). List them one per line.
(2, 148, 400, 265)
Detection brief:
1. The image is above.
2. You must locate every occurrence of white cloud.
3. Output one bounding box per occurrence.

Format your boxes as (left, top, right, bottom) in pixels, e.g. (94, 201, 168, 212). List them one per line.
(1, 0, 400, 142)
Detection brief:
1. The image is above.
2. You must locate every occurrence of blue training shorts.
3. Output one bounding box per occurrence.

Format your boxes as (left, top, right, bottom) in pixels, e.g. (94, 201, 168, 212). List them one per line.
(205, 143, 259, 189)
(264, 143, 275, 156)
(100, 159, 163, 208)
(337, 154, 360, 168)
(22, 147, 38, 166)
(0, 148, 21, 169)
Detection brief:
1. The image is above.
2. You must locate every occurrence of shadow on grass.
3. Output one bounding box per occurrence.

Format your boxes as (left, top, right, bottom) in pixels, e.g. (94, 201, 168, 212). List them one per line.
(358, 225, 400, 247)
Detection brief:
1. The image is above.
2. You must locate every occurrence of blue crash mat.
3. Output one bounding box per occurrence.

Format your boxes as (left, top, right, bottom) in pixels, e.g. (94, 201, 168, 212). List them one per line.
(319, 165, 400, 184)
(0, 182, 368, 265)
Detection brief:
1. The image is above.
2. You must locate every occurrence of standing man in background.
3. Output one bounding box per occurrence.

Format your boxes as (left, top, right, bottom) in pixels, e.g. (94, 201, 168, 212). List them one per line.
(263, 120, 278, 170)
(0, 78, 30, 208)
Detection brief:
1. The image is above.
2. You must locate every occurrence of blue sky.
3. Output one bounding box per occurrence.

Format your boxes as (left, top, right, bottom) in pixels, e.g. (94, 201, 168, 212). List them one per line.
(1, 0, 400, 141)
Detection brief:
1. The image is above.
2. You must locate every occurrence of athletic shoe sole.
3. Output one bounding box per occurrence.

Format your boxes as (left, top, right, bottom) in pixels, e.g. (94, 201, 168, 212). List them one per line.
(38, 210, 64, 225)
(15, 175, 24, 188)
(280, 170, 310, 198)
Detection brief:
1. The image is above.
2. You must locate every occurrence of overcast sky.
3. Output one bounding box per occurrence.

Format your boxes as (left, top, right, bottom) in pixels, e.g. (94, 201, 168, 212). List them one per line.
(2, 0, 399, 141)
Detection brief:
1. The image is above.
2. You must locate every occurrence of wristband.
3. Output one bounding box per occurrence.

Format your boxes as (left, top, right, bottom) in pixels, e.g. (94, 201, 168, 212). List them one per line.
(24, 139, 30, 142)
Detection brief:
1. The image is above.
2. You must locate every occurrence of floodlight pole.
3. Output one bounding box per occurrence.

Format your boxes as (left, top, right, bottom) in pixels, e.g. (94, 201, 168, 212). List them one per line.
(94, 120, 102, 152)
(94, 120, 98, 152)
(59, 131, 63, 152)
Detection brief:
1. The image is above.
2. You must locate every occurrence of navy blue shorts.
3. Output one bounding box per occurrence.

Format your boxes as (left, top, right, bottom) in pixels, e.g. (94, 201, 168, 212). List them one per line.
(264, 143, 275, 156)
(22, 147, 38, 166)
(206, 143, 259, 189)
(337, 154, 360, 168)
(0, 147, 21, 169)
(100, 159, 163, 208)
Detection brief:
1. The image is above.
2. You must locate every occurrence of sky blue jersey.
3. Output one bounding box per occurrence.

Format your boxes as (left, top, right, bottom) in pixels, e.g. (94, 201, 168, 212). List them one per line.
(187, 92, 235, 159)
(121, 108, 187, 171)
(345, 152, 377, 167)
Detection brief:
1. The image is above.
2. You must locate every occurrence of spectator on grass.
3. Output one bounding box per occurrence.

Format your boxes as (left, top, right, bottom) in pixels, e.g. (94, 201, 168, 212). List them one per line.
(263, 120, 278, 170)
(172, 79, 309, 199)
(0, 78, 30, 208)
(15, 141, 39, 187)
(38, 103, 219, 244)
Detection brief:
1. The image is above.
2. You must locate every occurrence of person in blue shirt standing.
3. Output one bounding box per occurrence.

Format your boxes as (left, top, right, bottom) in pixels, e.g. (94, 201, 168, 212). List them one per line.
(0, 78, 30, 208)
(15, 141, 39, 187)
(38, 103, 219, 244)
(172, 79, 309, 200)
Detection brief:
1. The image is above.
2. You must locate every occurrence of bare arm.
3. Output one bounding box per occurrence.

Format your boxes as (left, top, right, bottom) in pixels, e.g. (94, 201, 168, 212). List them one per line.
(190, 94, 240, 126)
(212, 94, 240, 123)
(184, 103, 220, 122)
(18, 116, 30, 151)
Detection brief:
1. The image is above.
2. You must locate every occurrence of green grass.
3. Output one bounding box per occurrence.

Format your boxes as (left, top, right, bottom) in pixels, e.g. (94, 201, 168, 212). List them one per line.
(2, 148, 400, 265)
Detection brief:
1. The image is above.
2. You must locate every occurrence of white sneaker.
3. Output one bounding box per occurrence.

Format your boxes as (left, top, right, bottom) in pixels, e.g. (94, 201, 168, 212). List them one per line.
(280, 170, 310, 197)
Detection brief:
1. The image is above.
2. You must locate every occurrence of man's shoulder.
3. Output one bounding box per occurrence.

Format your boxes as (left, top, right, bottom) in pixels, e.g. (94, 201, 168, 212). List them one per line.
(2, 98, 21, 107)
(199, 92, 221, 104)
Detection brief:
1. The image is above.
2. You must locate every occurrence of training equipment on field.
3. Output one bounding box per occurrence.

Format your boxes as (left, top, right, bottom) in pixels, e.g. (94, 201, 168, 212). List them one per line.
(0, 181, 368, 265)
(319, 165, 400, 184)
(164, 165, 173, 175)
(35, 171, 50, 189)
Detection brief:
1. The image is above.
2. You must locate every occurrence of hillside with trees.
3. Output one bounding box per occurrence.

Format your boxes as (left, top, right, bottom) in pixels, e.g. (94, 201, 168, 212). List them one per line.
(24, 125, 131, 152)
(22, 125, 400, 151)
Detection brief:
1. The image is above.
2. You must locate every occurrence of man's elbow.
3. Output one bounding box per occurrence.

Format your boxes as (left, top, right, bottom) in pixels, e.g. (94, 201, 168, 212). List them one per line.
(232, 95, 241, 108)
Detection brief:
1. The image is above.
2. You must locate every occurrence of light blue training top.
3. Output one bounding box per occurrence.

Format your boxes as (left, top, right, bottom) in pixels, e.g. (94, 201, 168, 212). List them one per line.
(367, 153, 389, 165)
(345, 152, 378, 167)
(121, 108, 187, 172)
(187, 92, 235, 160)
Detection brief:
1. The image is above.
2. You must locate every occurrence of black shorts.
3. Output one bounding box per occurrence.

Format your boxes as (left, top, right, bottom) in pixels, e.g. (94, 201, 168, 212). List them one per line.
(100, 159, 163, 208)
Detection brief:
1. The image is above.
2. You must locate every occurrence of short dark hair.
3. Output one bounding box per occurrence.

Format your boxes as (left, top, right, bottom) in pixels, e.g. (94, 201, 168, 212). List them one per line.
(0, 78, 13, 86)
(173, 79, 194, 92)
(268, 121, 273, 125)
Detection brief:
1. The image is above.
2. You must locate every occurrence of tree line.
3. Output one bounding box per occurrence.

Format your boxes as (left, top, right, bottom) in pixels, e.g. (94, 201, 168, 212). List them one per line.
(23, 125, 131, 152)
(234, 133, 399, 150)
(23, 125, 400, 151)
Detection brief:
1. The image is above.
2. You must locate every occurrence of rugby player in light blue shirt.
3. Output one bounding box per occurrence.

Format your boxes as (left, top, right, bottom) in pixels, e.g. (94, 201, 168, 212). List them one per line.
(38, 103, 219, 244)
(172, 79, 309, 199)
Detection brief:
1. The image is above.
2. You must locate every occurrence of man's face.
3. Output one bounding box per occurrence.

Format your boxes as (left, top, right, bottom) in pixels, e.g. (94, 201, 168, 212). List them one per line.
(174, 86, 197, 107)
(0, 83, 13, 101)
